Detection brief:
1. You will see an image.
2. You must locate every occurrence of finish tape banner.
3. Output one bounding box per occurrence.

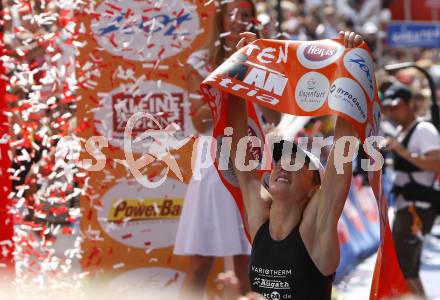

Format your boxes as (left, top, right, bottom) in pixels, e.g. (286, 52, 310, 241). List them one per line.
(201, 38, 409, 299)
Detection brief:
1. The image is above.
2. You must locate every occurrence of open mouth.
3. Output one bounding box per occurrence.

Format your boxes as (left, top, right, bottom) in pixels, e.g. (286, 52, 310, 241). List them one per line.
(275, 175, 290, 184)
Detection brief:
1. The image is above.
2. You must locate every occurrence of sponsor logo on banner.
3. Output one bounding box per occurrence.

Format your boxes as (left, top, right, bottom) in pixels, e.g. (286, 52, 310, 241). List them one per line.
(295, 72, 329, 112)
(296, 40, 344, 69)
(328, 78, 367, 123)
(94, 80, 194, 153)
(91, 0, 200, 62)
(343, 49, 375, 100)
(109, 267, 185, 297)
(98, 179, 186, 249)
(108, 198, 182, 222)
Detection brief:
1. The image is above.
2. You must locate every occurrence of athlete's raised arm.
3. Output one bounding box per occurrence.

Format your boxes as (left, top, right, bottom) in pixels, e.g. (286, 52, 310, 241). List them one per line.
(316, 31, 363, 224)
(222, 31, 272, 240)
(226, 95, 270, 241)
(299, 32, 363, 275)
(318, 117, 359, 225)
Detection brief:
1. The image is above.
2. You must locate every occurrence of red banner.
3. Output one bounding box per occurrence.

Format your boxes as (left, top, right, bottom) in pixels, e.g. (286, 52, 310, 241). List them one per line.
(202, 38, 410, 299)
(0, 30, 14, 278)
(390, 0, 440, 21)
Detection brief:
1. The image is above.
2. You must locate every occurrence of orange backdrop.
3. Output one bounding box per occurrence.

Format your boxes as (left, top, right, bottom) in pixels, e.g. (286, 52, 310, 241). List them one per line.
(76, 0, 223, 297)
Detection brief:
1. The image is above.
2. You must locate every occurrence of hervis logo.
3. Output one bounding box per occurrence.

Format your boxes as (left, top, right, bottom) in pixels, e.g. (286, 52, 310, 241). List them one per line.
(297, 40, 344, 69)
(304, 44, 338, 61)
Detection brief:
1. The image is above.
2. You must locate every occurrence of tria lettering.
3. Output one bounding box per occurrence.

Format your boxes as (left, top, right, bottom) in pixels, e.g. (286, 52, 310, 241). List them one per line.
(219, 78, 280, 106)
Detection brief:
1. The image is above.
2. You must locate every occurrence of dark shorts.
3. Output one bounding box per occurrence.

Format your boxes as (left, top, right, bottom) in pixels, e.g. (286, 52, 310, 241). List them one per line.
(392, 206, 437, 279)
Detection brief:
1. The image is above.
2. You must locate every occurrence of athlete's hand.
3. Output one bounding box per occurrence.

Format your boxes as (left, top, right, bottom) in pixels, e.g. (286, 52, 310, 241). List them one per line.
(236, 32, 257, 50)
(338, 31, 363, 48)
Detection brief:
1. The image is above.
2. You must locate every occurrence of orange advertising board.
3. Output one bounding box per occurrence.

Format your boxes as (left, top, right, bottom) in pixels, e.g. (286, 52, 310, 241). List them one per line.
(76, 0, 223, 297)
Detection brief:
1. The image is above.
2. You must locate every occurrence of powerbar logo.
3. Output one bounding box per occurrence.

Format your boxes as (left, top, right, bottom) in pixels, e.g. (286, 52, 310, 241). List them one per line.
(108, 198, 183, 222)
(297, 40, 344, 69)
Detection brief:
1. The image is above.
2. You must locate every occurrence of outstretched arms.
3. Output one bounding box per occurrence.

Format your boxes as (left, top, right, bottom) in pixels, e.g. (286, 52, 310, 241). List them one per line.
(299, 32, 363, 275)
(227, 30, 363, 243)
(224, 31, 275, 240)
(226, 96, 270, 240)
(317, 117, 359, 226)
(315, 31, 363, 224)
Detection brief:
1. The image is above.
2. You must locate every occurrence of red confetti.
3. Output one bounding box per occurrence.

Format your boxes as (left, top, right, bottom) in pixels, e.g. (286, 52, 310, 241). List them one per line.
(122, 233, 133, 240)
(105, 3, 122, 11)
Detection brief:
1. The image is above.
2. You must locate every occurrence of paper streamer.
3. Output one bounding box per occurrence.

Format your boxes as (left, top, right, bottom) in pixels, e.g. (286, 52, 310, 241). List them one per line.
(201, 38, 410, 299)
